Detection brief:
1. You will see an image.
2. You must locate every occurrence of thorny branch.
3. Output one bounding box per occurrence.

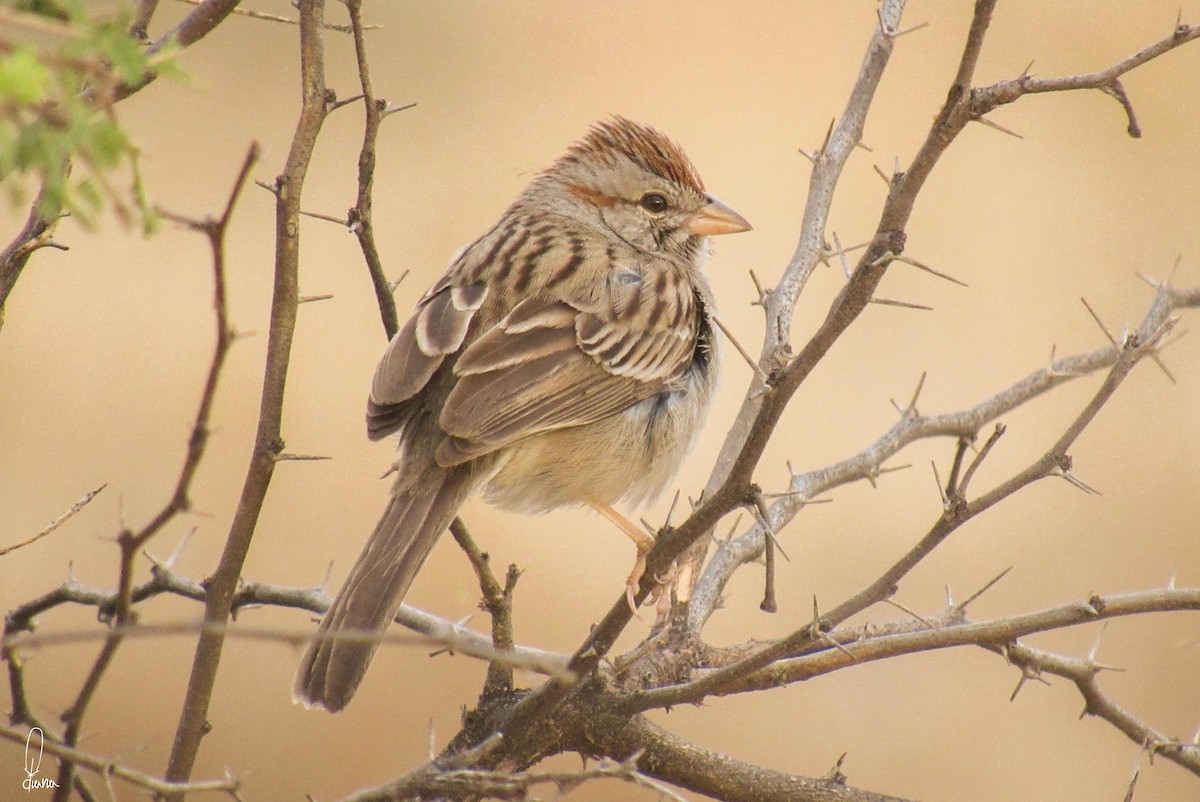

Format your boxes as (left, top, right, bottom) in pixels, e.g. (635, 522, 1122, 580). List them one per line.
(345, 0, 403, 340)
(42, 143, 256, 802)
(690, 282, 1200, 628)
(162, 2, 328, 793)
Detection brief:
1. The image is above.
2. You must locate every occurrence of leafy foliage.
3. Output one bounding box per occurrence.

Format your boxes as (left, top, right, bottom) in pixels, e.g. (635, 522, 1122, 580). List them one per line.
(0, 0, 180, 232)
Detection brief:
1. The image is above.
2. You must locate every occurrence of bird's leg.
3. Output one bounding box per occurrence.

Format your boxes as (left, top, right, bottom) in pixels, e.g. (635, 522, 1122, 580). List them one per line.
(584, 496, 657, 615)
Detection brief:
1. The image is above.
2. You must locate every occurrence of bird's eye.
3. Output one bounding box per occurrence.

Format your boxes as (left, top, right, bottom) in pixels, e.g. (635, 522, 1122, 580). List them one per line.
(639, 193, 669, 214)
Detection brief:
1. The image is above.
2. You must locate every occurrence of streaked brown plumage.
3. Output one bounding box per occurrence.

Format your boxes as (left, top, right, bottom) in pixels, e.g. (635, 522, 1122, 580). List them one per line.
(294, 117, 750, 712)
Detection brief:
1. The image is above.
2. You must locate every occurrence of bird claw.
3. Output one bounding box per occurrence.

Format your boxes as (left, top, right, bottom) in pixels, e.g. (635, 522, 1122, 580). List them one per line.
(626, 551, 678, 628)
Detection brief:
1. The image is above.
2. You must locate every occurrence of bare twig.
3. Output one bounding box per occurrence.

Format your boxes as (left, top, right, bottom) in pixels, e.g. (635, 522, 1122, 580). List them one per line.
(162, 5, 329, 791)
(0, 485, 105, 557)
(49, 144, 257, 800)
(346, 0, 402, 339)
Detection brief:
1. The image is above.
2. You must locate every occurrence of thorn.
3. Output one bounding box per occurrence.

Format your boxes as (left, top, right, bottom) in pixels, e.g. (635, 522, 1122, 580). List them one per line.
(931, 460, 950, 507)
(870, 297, 933, 311)
(1134, 270, 1162, 290)
(872, 162, 892, 186)
(298, 294, 334, 304)
(275, 453, 333, 462)
(904, 371, 926, 417)
(820, 117, 836, 153)
(832, 231, 852, 279)
(808, 595, 823, 637)
(959, 423, 1006, 498)
(748, 269, 768, 306)
(665, 489, 681, 527)
(714, 513, 743, 546)
(1055, 467, 1101, 495)
(954, 566, 1014, 613)
(299, 209, 350, 227)
(798, 147, 818, 165)
(388, 269, 411, 294)
(1167, 571, 1177, 591)
(971, 115, 1025, 139)
(1020, 59, 1036, 79)
(748, 495, 790, 562)
(892, 19, 930, 38)
(1010, 662, 1051, 702)
(381, 101, 418, 117)
(867, 248, 897, 268)
(945, 583, 954, 608)
(819, 629, 858, 662)
(1087, 621, 1108, 662)
(328, 92, 366, 112)
(1081, 297, 1122, 354)
(882, 597, 939, 630)
(712, 314, 770, 385)
(855, 140, 874, 153)
(893, 255, 969, 287)
(157, 529, 196, 571)
(320, 561, 334, 595)
(254, 178, 281, 196)
(1147, 347, 1178, 384)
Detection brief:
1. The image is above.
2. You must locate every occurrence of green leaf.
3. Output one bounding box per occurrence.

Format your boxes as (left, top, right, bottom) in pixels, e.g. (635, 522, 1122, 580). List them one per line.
(0, 47, 50, 106)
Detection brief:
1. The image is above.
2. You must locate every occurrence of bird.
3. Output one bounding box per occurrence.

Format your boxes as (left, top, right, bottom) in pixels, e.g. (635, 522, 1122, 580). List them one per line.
(293, 116, 751, 712)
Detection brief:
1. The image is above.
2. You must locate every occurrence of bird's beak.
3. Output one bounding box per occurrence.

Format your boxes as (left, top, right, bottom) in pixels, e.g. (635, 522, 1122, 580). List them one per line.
(686, 195, 752, 237)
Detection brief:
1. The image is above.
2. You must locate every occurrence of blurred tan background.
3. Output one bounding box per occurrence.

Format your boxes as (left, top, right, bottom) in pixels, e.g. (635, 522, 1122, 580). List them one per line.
(2, 2, 1199, 800)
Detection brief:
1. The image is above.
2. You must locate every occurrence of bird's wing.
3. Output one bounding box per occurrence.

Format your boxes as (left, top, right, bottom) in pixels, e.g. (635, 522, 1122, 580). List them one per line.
(366, 276, 488, 440)
(434, 265, 698, 466)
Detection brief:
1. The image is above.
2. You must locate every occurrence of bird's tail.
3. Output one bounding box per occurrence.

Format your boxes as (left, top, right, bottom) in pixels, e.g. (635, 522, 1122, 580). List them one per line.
(292, 463, 473, 712)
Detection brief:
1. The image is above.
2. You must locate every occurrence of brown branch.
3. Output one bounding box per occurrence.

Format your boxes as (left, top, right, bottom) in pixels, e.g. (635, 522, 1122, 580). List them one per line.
(0, 485, 105, 557)
(342, 749, 690, 802)
(1005, 640, 1200, 778)
(129, 0, 160, 40)
(450, 519, 520, 695)
(115, 0, 243, 100)
(45, 144, 255, 801)
(162, 6, 326, 792)
(972, 21, 1200, 137)
(0, 183, 66, 334)
(594, 717, 915, 802)
(345, 0, 401, 339)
